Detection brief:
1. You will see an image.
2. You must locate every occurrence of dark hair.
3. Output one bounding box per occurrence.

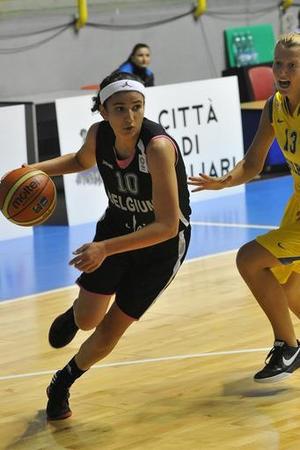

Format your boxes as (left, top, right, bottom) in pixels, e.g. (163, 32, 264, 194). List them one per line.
(128, 43, 150, 61)
(91, 71, 144, 112)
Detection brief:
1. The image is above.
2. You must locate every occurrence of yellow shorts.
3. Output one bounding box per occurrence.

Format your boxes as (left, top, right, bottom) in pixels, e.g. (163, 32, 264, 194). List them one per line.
(256, 192, 300, 284)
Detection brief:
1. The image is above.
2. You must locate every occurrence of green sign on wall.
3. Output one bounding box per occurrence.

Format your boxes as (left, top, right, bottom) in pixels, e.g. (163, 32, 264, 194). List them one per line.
(224, 23, 275, 68)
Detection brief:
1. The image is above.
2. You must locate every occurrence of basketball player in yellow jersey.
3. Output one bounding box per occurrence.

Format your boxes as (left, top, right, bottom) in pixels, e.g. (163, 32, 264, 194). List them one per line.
(189, 32, 300, 383)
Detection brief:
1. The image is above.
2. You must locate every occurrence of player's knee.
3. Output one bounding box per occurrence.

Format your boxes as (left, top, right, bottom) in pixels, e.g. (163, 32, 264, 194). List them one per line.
(236, 245, 251, 274)
(285, 286, 300, 317)
(236, 241, 264, 277)
(288, 301, 300, 318)
(74, 311, 98, 331)
(287, 295, 300, 317)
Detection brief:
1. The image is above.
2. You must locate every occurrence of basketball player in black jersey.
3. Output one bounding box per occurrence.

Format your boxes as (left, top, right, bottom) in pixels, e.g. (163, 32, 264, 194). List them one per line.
(28, 72, 191, 420)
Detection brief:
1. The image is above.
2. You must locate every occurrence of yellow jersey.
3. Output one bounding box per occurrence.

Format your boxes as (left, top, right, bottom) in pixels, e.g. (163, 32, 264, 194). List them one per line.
(271, 91, 300, 192)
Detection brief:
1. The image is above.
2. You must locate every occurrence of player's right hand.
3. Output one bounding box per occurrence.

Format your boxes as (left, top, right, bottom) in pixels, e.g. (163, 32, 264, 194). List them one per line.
(69, 242, 106, 273)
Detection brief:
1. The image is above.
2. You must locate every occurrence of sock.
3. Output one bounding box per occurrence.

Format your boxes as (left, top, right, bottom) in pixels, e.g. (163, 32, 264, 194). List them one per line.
(54, 356, 87, 389)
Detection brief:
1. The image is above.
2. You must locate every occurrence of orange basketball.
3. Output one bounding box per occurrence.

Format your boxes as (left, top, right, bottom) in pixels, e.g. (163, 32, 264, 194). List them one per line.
(0, 166, 57, 226)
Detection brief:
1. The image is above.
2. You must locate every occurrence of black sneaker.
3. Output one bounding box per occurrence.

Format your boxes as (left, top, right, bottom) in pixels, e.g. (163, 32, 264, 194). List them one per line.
(46, 371, 72, 420)
(254, 339, 300, 383)
(48, 306, 79, 348)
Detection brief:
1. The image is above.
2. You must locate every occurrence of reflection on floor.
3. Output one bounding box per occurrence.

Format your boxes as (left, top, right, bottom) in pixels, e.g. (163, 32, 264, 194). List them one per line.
(0, 175, 293, 300)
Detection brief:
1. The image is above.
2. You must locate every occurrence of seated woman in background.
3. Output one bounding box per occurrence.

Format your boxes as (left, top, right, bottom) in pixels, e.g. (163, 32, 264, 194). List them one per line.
(117, 43, 155, 87)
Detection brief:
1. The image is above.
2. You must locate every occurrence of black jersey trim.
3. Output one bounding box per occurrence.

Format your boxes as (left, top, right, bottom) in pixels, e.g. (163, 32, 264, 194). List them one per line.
(283, 96, 291, 115)
(279, 255, 300, 265)
(268, 94, 275, 124)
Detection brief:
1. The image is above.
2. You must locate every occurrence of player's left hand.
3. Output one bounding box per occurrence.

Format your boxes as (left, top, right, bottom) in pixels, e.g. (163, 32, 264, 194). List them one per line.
(69, 242, 106, 273)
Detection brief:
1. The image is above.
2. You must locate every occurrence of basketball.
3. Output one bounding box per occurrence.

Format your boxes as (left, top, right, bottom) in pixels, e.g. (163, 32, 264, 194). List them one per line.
(0, 166, 57, 226)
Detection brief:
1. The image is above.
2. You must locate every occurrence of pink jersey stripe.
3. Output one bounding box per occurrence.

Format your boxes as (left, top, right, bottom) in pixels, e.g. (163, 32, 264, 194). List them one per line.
(116, 150, 136, 169)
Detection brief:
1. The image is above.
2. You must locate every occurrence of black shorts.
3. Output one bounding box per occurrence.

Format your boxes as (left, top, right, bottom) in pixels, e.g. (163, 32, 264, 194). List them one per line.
(77, 218, 191, 319)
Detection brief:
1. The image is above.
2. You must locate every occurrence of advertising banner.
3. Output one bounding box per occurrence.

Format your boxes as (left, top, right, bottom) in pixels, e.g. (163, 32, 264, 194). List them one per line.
(55, 95, 107, 225)
(144, 76, 244, 202)
(0, 105, 33, 240)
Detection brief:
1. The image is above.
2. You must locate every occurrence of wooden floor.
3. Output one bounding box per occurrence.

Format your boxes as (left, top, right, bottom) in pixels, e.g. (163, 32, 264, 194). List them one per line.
(1, 252, 300, 450)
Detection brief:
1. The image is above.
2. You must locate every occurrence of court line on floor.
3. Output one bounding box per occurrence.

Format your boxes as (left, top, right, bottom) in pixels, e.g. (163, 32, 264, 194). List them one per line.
(0, 347, 269, 382)
(0, 284, 77, 305)
(190, 221, 277, 230)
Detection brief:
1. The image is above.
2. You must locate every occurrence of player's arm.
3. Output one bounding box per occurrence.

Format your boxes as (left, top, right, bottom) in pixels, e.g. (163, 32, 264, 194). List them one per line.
(188, 100, 275, 192)
(69, 137, 180, 273)
(26, 123, 99, 176)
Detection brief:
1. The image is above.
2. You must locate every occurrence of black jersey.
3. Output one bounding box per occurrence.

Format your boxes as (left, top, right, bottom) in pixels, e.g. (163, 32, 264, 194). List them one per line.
(95, 117, 190, 233)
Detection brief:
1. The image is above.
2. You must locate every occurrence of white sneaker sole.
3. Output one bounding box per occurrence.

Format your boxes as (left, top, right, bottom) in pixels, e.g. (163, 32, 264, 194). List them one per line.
(254, 372, 292, 383)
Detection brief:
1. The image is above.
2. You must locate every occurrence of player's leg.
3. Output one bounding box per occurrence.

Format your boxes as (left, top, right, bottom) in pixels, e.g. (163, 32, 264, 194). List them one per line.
(46, 289, 113, 420)
(236, 240, 300, 382)
(236, 240, 297, 345)
(283, 271, 300, 319)
(49, 238, 127, 349)
(75, 301, 135, 369)
(46, 256, 130, 419)
(46, 300, 135, 420)
(48, 215, 127, 349)
(48, 287, 112, 348)
(74, 287, 112, 330)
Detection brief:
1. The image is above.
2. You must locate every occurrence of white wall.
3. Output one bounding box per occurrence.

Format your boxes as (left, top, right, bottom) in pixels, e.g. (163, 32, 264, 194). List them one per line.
(1, 0, 293, 98)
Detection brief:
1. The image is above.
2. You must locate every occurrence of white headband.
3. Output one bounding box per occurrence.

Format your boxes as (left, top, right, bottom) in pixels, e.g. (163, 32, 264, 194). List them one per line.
(99, 79, 145, 104)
